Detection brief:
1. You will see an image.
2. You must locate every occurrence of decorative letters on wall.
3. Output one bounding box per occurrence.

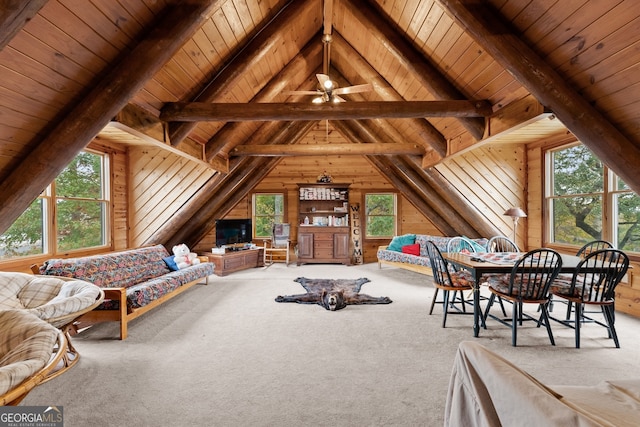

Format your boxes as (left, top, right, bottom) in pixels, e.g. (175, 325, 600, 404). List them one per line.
(350, 203, 363, 265)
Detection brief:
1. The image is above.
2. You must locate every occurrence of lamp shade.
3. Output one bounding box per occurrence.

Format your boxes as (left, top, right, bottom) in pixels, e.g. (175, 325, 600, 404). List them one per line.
(504, 207, 527, 218)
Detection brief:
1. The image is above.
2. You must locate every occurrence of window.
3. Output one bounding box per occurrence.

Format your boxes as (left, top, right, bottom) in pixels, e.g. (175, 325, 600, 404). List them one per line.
(546, 143, 639, 252)
(253, 193, 285, 238)
(365, 193, 396, 238)
(0, 150, 110, 260)
(612, 176, 640, 252)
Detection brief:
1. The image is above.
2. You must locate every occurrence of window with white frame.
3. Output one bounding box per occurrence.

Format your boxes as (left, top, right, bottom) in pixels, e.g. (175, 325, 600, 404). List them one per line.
(545, 143, 640, 252)
(252, 193, 285, 238)
(0, 150, 110, 260)
(364, 193, 397, 238)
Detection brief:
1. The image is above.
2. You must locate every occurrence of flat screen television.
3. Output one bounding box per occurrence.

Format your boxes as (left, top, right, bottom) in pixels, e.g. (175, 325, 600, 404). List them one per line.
(215, 218, 252, 247)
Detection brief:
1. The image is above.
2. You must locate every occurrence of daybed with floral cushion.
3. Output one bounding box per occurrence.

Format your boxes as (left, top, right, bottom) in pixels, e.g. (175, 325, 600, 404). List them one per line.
(32, 244, 215, 340)
(377, 234, 488, 276)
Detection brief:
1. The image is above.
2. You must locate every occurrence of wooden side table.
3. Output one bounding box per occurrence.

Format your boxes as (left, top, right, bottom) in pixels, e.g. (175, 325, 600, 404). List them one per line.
(202, 248, 264, 276)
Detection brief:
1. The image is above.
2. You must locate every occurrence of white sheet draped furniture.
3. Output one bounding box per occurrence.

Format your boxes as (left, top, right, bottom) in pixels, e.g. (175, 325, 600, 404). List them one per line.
(445, 341, 640, 426)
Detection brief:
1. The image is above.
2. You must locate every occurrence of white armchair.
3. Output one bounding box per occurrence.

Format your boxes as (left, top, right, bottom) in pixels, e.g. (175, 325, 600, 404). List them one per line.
(0, 310, 67, 405)
(0, 272, 104, 379)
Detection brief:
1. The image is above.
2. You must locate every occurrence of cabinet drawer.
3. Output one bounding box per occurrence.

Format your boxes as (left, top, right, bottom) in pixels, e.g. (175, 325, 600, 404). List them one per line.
(314, 249, 333, 258)
(314, 241, 332, 249)
(223, 257, 245, 269)
(313, 233, 333, 241)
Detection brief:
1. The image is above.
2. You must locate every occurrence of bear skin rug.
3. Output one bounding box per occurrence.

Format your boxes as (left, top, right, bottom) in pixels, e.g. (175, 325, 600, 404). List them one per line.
(275, 277, 392, 311)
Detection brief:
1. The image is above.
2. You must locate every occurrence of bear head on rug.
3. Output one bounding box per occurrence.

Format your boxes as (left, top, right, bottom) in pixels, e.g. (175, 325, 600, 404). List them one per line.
(275, 277, 392, 311)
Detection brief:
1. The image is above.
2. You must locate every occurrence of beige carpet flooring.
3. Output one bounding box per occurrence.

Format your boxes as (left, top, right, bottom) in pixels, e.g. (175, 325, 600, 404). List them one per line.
(22, 262, 640, 426)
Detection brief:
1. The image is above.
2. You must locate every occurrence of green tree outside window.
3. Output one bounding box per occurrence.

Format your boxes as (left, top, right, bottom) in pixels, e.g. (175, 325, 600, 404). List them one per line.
(0, 199, 45, 259)
(365, 193, 396, 238)
(55, 152, 107, 251)
(253, 193, 284, 238)
(548, 144, 639, 251)
(0, 150, 109, 260)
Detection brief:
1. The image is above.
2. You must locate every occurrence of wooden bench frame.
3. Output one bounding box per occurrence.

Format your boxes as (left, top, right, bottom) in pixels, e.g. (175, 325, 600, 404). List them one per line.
(31, 263, 209, 340)
(377, 245, 433, 276)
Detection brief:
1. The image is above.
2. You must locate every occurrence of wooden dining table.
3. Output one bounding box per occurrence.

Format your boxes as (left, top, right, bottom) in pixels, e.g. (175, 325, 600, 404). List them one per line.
(443, 252, 586, 337)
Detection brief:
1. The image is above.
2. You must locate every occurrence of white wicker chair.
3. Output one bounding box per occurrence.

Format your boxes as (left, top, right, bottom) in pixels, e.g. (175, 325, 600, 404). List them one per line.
(0, 272, 104, 380)
(0, 310, 67, 406)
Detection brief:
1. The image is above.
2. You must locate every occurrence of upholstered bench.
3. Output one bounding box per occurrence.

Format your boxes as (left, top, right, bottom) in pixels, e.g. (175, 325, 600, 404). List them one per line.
(32, 244, 214, 340)
(377, 234, 488, 276)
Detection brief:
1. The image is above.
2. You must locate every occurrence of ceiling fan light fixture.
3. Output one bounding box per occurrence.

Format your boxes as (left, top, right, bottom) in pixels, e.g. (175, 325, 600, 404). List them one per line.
(312, 96, 324, 104)
(323, 79, 334, 90)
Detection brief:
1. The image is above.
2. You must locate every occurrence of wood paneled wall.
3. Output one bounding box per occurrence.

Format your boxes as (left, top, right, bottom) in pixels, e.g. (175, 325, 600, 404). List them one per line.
(93, 140, 128, 251)
(193, 122, 526, 263)
(4, 122, 638, 318)
(192, 121, 440, 262)
(436, 144, 527, 248)
(128, 146, 216, 248)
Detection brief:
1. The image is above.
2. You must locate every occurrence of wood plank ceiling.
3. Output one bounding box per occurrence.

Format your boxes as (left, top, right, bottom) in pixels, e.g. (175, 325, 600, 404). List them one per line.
(1, 0, 640, 248)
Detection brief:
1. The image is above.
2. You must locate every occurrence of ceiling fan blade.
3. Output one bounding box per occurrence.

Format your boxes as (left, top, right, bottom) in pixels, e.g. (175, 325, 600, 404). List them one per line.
(333, 83, 373, 95)
(316, 73, 332, 89)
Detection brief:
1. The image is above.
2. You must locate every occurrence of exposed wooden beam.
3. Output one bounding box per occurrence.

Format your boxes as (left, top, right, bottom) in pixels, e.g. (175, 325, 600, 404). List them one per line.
(331, 120, 457, 234)
(161, 100, 492, 122)
(215, 119, 311, 162)
(111, 105, 229, 173)
(0, 0, 48, 50)
(344, 0, 486, 140)
(334, 82, 450, 165)
(161, 157, 280, 249)
(331, 33, 448, 157)
(230, 143, 424, 156)
(167, 0, 316, 147)
(438, 0, 640, 196)
(333, 119, 499, 237)
(365, 155, 457, 236)
(328, 102, 443, 166)
(413, 158, 502, 238)
(0, 0, 222, 235)
(98, 122, 218, 171)
(153, 122, 317, 248)
(204, 38, 323, 160)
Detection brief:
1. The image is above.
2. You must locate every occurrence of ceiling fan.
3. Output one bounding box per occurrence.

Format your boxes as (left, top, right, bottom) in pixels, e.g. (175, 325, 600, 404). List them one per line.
(286, 0, 372, 103)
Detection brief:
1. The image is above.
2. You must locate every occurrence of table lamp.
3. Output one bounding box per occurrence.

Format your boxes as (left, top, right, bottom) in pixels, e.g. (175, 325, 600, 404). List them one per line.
(504, 207, 527, 242)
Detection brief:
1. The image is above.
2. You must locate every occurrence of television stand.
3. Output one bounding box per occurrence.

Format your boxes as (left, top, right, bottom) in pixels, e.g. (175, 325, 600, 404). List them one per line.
(203, 247, 264, 276)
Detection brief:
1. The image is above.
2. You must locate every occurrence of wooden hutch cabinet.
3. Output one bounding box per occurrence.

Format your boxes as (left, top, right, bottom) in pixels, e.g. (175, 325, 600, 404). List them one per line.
(297, 183, 351, 265)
